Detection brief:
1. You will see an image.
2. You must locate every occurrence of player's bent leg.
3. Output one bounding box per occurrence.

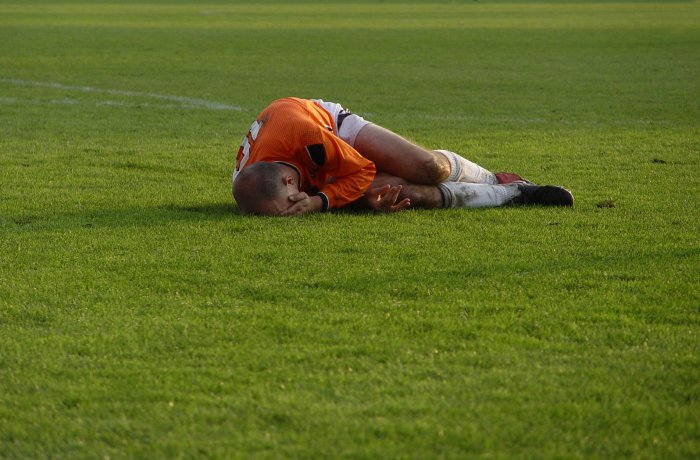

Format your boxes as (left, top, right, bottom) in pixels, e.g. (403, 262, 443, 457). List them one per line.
(360, 175, 573, 210)
(439, 181, 574, 208)
(438, 182, 519, 208)
(353, 124, 451, 185)
(435, 149, 499, 185)
(435, 150, 535, 186)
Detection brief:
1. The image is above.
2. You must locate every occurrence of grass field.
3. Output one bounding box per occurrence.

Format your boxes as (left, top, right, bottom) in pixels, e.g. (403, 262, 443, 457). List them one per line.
(1, 1, 699, 458)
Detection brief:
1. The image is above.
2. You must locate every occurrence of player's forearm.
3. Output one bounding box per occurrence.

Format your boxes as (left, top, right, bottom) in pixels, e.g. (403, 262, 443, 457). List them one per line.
(321, 175, 374, 209)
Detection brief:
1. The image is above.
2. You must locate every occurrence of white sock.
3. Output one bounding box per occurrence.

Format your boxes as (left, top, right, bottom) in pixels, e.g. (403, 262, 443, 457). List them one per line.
(436, 149, 498, 185)
(439, 182, 520, 208)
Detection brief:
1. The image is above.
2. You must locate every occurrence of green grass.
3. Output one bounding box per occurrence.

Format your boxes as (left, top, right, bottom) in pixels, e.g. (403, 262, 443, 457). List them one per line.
(1, 1, 699, 458)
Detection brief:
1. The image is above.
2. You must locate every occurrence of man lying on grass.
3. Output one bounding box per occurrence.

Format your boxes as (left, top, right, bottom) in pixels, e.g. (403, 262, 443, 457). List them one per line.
(232, 97, 573, 216)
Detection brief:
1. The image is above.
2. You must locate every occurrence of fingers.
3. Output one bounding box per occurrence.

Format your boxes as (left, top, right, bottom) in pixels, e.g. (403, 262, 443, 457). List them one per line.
(371, 185, 410, 212)
(386, 184, 402, 204)
(288, 192, 309, 203)
(391, 197, 411, 212)
(279, 203, 303, 216)
(279, 193, 307, 216)
(383, 186, 411, 211)
(279, 193, 322, 216)
(366, 184, 391, 202)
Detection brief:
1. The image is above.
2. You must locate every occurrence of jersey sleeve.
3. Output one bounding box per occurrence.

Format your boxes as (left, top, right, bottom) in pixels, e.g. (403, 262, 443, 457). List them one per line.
(313, 129, 376, 209)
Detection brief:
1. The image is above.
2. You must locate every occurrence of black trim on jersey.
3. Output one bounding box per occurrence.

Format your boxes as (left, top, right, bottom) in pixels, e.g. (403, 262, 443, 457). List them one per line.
(306, 144, 326, 166)
(337, 111, 352, 130)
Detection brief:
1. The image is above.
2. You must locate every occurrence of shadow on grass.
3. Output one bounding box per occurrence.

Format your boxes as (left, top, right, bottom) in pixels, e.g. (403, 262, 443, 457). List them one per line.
(160, 203, 242, 217)
(5, 201, 580, 232)
(4, 202, 391, 232)
(4, 202, 245, 231)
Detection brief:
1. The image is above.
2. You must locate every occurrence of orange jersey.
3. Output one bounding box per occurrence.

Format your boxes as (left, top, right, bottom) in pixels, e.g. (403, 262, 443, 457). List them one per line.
(234, 98, 376, 210)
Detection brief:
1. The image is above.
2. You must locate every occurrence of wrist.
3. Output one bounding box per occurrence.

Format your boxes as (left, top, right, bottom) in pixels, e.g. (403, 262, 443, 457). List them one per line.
(313, 193, 329, 212)
(312, 195, 324, 212)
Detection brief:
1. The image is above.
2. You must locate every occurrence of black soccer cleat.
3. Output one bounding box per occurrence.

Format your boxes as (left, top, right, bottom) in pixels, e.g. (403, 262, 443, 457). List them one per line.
(515, 184, 574, 207)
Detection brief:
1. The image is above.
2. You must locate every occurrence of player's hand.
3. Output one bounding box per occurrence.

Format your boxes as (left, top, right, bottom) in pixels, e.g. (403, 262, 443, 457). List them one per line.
(365, 184, 411, 212)
(279, 193, 323, 216)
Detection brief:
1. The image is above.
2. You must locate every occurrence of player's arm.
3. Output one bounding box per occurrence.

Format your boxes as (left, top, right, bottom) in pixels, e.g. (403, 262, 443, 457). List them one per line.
(280, 164, 407, 215)
(282, 127, 376, 215)
(281, 170, 373, 216)
(315, 132, 377, 209)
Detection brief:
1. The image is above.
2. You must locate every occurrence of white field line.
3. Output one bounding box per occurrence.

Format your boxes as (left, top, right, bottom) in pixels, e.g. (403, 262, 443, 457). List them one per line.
(0, 78, 243, 111)
(0, 96, 224, 110)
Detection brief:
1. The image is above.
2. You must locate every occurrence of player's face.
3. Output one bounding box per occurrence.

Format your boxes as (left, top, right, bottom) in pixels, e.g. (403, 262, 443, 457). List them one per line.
(259, 181, 300, 216)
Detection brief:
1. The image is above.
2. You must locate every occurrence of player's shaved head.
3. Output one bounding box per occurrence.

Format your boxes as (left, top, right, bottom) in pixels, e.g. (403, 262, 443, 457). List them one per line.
(233, 162, 288, 215)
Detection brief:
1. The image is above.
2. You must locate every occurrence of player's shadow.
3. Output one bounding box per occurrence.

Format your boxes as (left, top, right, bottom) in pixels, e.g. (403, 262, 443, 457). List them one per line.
(4, 202, 245, 232)
(161, 203, 242, 217)
(6, 201, 411, 231)
(107, 202, 244, 227)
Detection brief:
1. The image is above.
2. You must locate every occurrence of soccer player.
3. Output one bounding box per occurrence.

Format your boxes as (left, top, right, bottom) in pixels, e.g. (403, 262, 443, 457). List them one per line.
(232, 97, 573, 216)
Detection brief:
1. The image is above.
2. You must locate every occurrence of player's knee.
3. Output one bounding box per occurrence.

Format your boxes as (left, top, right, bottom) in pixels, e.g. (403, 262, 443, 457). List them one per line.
(416, 154, 450, 184)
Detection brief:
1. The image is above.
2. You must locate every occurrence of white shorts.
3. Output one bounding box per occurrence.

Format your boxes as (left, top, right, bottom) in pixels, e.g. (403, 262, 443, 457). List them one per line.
(312, 99, 371, 147)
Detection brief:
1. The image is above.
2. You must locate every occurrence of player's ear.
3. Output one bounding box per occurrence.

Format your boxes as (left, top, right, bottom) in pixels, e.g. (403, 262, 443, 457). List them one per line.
(283, 174, 295, 185)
